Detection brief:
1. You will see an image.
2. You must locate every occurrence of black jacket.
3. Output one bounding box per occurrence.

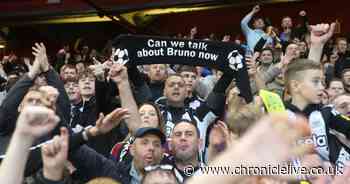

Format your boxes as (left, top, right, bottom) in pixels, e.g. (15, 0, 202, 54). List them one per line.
(0, 69, 70, 136)
(0, 74, 32, 136)
(33, 170, 76, 184)
(285, 102, 350, 167)
(90, 68, 152, 156)
(161, 155, 202, 183)
(157, 71, 231, 138)
(149, 81, 165, 102)
(70, 97, 98, 128)
(69, 145, 132, 184)
(334, 52, 350, 78)
(70, 95, 127, 157)
(0, 69, 70, 176)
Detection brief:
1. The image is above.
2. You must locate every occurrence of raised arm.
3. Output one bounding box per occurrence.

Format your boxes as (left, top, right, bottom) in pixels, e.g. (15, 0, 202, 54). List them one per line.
(0, 44, 43, 135)
(241, 5, 260, 35)
(198, 71, 234, 120)
(109, 64, 142, 135)
(18, 107, 129, 177)
(247, 52, 266, 92)
(38, 127, 69, 183)
(69, 145, 122, 182)
(36, 43, 71, 123)
(308, 23, 335, 63)
(0, 106, 59, 184)
(291, 10, 309, 40)
(258, 65, 282, 84)
(128, 66, 152, 105)
(258, 52, 291, 84)
(90, 59, 118, 115)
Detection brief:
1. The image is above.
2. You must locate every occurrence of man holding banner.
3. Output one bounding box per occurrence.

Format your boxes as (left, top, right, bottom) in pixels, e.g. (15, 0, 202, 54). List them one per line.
(111, 34, 253, 158)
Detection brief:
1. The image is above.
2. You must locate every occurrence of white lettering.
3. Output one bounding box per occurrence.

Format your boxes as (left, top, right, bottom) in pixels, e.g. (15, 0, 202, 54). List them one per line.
(188, 41, 208, 50)
(147, 39, 154, 47)
(147, 39, 167, 48)
(198, 52, 218, 61)
(170, 41, 180, 47)
(137, 48, 165, 57)
(167, 48, 196, 57)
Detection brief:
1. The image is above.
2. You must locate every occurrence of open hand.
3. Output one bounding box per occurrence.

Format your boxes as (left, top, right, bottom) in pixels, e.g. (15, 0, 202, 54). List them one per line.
(246, 52, 259, 76)
(89, 108, 130, 136)
(89, 57, 106, 80)
(32, 42, 50, 72)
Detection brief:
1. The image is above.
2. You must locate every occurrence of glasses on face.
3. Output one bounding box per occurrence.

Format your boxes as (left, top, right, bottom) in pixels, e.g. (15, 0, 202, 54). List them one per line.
(144, 164, 174, 172)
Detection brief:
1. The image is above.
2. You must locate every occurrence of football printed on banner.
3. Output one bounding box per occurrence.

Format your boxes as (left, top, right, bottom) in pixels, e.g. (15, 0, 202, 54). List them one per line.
(113, 48, 129, 65)
(227, 50, 244, 71)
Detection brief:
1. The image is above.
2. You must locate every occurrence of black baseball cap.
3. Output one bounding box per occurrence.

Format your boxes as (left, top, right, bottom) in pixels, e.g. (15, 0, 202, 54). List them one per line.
(134, 127, 166, 145)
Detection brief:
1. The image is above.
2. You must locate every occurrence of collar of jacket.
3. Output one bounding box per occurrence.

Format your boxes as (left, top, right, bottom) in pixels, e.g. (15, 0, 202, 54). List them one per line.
(284, 102, 322, 117)
(166, 105, 186, 113)
(75, 96, 96, 109)
(185, 95, 196, 105)
(129, 161, 143, 184)
(115, 159, 133, 184)
(83, 96, 96, 104)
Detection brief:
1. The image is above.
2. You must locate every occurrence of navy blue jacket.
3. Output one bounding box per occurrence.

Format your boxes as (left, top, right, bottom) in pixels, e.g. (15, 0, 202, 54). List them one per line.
(69, 145, 132, 184)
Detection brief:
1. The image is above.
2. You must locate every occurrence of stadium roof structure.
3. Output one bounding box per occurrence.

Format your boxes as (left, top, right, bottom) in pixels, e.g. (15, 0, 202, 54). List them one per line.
(0, 0, 304, 34)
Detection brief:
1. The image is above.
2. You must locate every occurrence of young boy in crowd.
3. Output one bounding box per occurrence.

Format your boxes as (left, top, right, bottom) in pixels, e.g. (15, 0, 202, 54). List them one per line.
(284, 23, 350, 172)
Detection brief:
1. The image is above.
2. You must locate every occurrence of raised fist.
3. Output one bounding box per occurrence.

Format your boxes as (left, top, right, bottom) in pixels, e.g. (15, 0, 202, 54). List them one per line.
(15, 106, 59, 139)
(252, 5, 260, 14)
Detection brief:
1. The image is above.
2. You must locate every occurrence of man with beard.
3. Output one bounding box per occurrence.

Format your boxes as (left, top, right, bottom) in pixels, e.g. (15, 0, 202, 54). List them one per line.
(69, 127, 165, 184)
(163, 120, 203, 183)
(158, 69, 231, 162)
